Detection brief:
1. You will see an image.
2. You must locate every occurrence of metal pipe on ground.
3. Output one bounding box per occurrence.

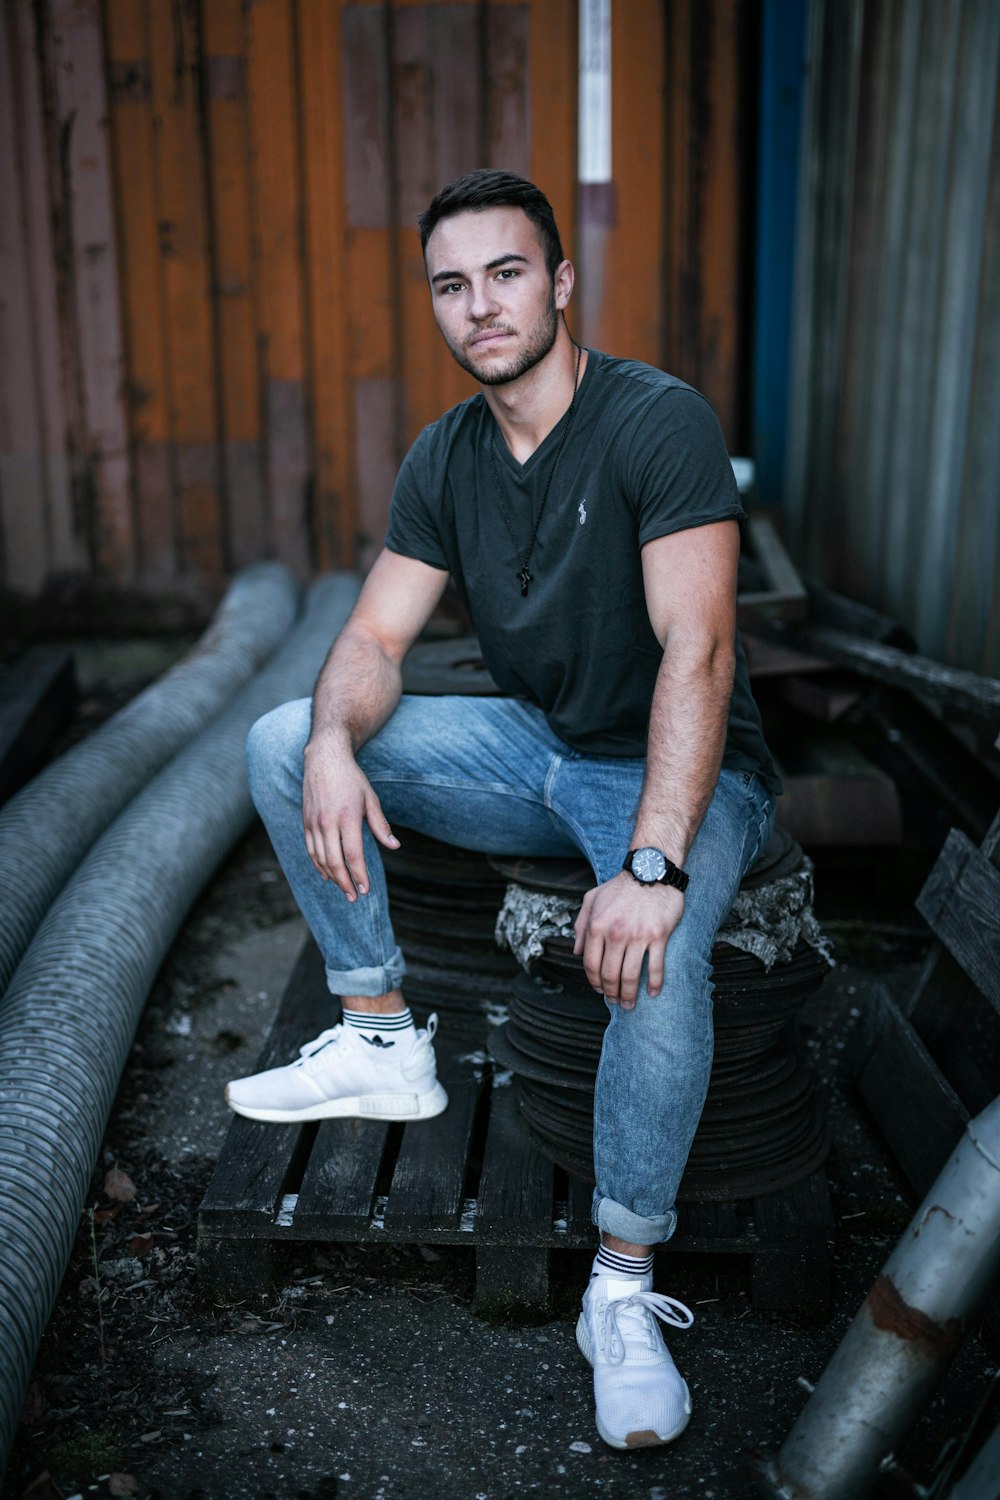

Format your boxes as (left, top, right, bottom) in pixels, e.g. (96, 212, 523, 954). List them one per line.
(0, 573, 360, 1475)
(755, 1093, 1000, 1499)
(0, 562, 301, 999)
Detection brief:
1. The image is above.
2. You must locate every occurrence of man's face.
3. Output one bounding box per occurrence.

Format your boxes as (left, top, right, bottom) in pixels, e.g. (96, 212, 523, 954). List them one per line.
(424, 207, 567, 386)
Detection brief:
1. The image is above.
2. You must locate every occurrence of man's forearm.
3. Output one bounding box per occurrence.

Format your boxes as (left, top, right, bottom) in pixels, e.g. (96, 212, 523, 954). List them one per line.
(307, 623, 403, 756)
(632, 640, 735, 867)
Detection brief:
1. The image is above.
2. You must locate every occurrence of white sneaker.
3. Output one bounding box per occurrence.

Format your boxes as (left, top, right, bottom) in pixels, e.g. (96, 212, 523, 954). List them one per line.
(225, 1014, 448, 1124)
(576, 1270, 694, 1450)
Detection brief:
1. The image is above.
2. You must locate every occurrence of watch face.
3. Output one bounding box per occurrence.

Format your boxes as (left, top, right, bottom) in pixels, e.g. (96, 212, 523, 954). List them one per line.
(631, 847, 667, 883)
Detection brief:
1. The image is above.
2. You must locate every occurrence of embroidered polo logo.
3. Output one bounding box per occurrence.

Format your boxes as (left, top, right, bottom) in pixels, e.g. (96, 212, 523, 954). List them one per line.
(578, 498, 587, 525)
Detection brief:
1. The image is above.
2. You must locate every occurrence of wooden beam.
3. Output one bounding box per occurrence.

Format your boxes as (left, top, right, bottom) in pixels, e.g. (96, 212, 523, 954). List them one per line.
(916, 829, 1000, 1014)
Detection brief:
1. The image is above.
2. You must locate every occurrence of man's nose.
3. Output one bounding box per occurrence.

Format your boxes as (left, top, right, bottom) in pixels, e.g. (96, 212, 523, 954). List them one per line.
(468, 279, 501, 321)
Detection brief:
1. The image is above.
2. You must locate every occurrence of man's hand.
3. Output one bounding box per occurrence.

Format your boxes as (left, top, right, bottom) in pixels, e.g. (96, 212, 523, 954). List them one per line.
(302, 736, 399, 901)
(573, 871, 685, 1009)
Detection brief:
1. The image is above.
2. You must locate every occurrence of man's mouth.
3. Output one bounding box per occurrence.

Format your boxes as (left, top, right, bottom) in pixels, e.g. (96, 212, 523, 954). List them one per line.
(467, 328, 515, 348)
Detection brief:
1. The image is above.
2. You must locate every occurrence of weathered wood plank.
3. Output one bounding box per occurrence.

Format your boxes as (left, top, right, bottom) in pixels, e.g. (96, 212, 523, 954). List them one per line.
(49, 0, 134, 580)
(6, 0, 79, 576)
(199, 940, 332, 1229)
(293, 1116, 390, 1235)
(792, 627, 1000, 721)
(297, 0, 354, 569)
(773, 735, 903, 847)
(247, 0, 310, 577)
(0, 4, 50, 596)
(202, 0, 267, 574)
(104, 0, 175, 581)
(916, 829, 1000, 1012)
(477, 1077, 553, 1243)
(850, 984, 969, 1198)
(148, 0, 223, 576)
(383, 1039, 483, 1235)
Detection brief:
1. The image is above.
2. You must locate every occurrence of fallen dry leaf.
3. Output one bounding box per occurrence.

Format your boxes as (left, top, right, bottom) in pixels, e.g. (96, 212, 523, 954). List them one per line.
(128, 1232, 155, 1258)
(18, 1380, 45, 1424)
(104, 1164, 137, 1202)
(138, 1201, 161, 1217)
(93, 1205, 122, 1224)
(108, 1476, 138, 1497)
(19, 1471, 60, 1500)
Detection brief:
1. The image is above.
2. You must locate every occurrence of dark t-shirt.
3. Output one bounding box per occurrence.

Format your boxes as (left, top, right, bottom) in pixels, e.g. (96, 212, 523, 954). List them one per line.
(386, 348, 780, 792)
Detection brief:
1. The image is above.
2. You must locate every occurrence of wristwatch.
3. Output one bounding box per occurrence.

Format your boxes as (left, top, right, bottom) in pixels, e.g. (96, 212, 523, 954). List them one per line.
(623, 846, 690, 893)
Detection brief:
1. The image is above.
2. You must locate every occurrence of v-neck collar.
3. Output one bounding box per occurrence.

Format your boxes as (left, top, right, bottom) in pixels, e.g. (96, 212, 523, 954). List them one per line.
(488, 350, 597, 479)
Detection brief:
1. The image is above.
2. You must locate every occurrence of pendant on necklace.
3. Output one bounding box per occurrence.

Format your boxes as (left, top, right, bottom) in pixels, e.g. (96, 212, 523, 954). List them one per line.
(518, 566, 533, 597)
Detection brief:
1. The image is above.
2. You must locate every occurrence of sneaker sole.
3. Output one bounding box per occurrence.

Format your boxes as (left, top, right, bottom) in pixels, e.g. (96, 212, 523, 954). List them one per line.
(225, 1081, 449, 1124)
(576, 1313, 692, 1450)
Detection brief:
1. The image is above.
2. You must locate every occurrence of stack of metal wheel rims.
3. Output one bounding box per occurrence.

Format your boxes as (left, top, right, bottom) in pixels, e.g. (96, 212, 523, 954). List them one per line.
(381, 826, 521, 1019)
(488, 827, 832, 1200)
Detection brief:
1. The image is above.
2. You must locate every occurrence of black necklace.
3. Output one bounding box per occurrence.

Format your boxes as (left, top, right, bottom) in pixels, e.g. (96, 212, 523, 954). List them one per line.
(488, 342, 584, 597)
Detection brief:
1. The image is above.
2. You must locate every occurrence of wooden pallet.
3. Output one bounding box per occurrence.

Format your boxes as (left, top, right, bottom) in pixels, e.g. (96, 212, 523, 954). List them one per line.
(199, 941, 834, 1317)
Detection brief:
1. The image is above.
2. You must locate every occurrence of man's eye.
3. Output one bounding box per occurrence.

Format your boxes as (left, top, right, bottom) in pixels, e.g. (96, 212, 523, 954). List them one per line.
(443, 282, 465, 295)
(497, 268, 518, 281)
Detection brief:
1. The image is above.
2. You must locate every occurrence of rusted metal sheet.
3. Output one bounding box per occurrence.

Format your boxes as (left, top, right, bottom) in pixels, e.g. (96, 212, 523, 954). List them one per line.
(0, 2, 49, 594)
(49, 0, 134, 580)
(203, 3, 266, 573)
(787, 0, 1000, 677)
(661, 0, 756, 450)
(104, 0, 175, 580)
(1, 0, 756, 613)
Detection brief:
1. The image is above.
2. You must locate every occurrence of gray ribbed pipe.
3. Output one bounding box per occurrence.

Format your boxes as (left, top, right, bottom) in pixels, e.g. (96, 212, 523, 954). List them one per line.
(0, 573, 359, 1474)
(0, 561, 300, 998)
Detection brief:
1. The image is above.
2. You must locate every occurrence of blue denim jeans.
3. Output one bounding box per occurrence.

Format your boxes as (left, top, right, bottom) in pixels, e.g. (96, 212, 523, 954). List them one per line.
(246, 695, 775, 1247)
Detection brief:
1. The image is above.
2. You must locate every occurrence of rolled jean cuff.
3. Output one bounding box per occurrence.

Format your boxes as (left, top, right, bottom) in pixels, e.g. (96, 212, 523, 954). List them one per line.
(324, 946, 406, 998)
(592, 1192, 677, 1247)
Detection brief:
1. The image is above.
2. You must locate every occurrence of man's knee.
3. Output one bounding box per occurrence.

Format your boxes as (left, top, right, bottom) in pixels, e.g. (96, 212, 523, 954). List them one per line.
(245, 698, 312, 803)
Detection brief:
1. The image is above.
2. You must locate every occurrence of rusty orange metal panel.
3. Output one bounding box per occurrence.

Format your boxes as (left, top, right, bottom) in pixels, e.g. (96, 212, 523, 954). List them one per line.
(663, 0, 753, 448)
(203, 0, 267, 572)
(5, 0, 80, 579)
(340, 5, 400, 553)
(105, 0, 175, 581)
(0, 2, 50, 594)
(298, 0, 355, 570)
(51, 0, 135, 580)
(487, 2, 532, 178)
(607, 0, 664, 365)
(148, 0, 223, 576)
(529, 0, 576, 267)
(247, 0, 311, 577)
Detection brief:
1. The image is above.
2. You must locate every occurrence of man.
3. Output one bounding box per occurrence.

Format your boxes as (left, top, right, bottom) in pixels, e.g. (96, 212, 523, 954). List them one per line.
(227, 169, 780, 1452)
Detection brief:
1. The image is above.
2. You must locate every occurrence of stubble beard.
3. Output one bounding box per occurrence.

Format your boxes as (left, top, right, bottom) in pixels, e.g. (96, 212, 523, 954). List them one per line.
(449, 288, 560, 387)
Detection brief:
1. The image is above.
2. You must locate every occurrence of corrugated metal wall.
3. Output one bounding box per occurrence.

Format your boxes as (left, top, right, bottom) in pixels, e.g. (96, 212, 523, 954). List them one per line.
(785, 0, 1000, 675)
(1, 0, 756, 621)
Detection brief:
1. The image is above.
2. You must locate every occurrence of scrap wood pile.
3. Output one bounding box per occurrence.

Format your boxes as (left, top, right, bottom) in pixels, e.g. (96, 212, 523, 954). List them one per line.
(735, 516, 1000, 856)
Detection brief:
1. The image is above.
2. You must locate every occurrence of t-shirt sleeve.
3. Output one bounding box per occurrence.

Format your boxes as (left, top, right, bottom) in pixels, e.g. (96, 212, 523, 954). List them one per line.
(384, 427, 451, 571)
(625, 387, 745, 545)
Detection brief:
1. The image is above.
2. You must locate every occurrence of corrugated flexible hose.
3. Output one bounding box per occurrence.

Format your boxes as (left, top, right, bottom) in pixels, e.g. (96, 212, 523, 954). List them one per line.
(0, 573, 360, 1473)
(0, 561, 301, 999)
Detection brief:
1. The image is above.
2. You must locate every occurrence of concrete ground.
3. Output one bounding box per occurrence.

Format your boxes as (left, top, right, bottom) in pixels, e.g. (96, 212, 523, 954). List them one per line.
(4, 641, 995, 1496)
(9, 825, 996, 1500)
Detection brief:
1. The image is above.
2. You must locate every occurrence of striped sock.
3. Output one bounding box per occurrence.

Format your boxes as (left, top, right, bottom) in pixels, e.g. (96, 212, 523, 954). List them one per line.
(342, 1007, 415, 1052)
(593, 1245, 654, 1282)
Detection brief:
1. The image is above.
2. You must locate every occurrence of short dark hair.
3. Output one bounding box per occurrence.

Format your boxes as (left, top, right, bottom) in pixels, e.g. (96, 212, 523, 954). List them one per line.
(418, 169, 564, 278)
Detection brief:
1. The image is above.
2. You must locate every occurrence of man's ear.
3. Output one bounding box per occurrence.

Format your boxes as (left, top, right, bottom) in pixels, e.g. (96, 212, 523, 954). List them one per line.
(554, 258, 575, 311)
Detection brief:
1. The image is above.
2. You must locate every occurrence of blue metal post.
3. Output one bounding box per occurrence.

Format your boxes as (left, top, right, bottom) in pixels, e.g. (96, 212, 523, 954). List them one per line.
(752, 0, 809, 509)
